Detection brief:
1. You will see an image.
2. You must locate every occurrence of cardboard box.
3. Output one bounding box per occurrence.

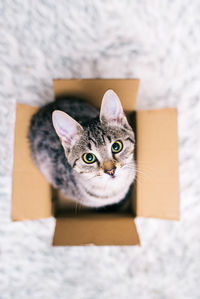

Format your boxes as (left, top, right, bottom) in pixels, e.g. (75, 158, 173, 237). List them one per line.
(12, 79, 179, 246)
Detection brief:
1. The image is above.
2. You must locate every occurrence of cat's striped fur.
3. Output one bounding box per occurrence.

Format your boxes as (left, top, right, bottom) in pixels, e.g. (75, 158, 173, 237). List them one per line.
(29, 90, 136, 208)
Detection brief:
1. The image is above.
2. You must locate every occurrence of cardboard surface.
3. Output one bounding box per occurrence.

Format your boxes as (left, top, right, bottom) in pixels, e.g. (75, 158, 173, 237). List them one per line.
(53, 214, 140, 246)
(12, 104, 52, 220)
(53, 79, 139, 111)
(136, 108, 179, 220)
(12, 78, 179, 246)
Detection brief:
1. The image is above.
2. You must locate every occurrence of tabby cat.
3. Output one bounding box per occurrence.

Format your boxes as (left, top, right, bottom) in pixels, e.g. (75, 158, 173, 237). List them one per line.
(29, 90, 136, 208)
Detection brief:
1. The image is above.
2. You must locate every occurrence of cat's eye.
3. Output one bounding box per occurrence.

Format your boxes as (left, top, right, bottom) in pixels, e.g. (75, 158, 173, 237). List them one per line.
(82, 153, 97, 164)
(111, 140, 123, 153)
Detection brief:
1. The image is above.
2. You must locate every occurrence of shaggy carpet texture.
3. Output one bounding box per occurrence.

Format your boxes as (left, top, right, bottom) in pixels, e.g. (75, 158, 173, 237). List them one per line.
(0, 1, 200, 298)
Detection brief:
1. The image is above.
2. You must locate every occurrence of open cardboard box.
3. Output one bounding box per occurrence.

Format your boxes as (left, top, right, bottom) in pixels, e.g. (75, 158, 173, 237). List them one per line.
(12, 79, 179, 246)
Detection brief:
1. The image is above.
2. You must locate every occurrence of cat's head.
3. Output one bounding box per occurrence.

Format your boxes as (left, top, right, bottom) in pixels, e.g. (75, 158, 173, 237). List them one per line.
(52, 90, 136, 202)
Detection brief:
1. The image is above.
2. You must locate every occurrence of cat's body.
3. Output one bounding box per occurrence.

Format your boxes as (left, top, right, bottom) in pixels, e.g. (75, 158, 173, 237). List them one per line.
(29, 90, 136, 208)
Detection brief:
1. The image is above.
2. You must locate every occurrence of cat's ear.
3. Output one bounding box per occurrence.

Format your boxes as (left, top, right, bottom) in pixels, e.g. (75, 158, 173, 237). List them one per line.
(52, 110, 83, 147)
(100, 89, 129, 127)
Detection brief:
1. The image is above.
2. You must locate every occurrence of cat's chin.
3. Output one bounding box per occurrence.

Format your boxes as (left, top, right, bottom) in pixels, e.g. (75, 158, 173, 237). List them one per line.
(74, 163, 136, 208)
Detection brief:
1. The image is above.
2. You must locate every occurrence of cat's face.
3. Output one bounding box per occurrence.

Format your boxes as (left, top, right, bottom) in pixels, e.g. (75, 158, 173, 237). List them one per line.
(68, 120, 135, 184)
(52, 90, 136, 199)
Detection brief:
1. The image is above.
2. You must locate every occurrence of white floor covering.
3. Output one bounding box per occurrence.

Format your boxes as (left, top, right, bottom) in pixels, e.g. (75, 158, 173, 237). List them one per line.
(0, 1, 200, 298)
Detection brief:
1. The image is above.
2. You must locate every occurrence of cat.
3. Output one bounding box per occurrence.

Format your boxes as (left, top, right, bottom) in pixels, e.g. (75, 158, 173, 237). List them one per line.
(28, 89, 136, 208)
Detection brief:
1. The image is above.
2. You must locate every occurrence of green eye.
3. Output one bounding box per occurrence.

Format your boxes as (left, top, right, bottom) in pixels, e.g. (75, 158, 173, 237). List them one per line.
(111, 140, 123, 153)
(82, 153, 97, 164)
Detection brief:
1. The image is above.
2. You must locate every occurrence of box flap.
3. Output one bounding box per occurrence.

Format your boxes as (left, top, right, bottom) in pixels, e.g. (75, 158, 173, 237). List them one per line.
(136, 108, 179, 220)
(53, 214, 140, 246)
(53, 79, 139, 110)
(12, 104, 52, 221)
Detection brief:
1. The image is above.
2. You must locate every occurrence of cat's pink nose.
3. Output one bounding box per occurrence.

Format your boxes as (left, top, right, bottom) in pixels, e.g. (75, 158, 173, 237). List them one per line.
(104, 167, 116, 177)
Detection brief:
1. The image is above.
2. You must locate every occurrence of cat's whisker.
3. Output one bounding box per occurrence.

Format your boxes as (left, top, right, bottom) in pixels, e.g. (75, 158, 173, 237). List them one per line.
(85, 175, 99, 182)
(136, 169, 148, 176)
(135, 164, 155, 175)
(125, 167, 143, 185)
(123, 163, 151, 181)
(138, 169, 152, 175)
(136, 167, 154, 174)
(135, 170, 151, 181)
(136, 162, 154, 172)
(133, 176, 143, 186)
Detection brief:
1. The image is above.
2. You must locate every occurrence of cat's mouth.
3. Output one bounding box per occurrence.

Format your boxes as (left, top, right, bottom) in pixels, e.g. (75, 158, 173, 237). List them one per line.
(106, 171, 118, 180)
(104, 165, 116, 178)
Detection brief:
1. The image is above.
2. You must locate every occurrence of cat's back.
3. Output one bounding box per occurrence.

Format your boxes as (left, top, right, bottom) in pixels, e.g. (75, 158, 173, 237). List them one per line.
(31, 96, 98, 127)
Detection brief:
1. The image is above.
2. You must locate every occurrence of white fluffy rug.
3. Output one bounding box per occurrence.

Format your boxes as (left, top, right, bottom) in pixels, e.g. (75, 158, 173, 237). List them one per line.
(0, 1, 200, 298)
